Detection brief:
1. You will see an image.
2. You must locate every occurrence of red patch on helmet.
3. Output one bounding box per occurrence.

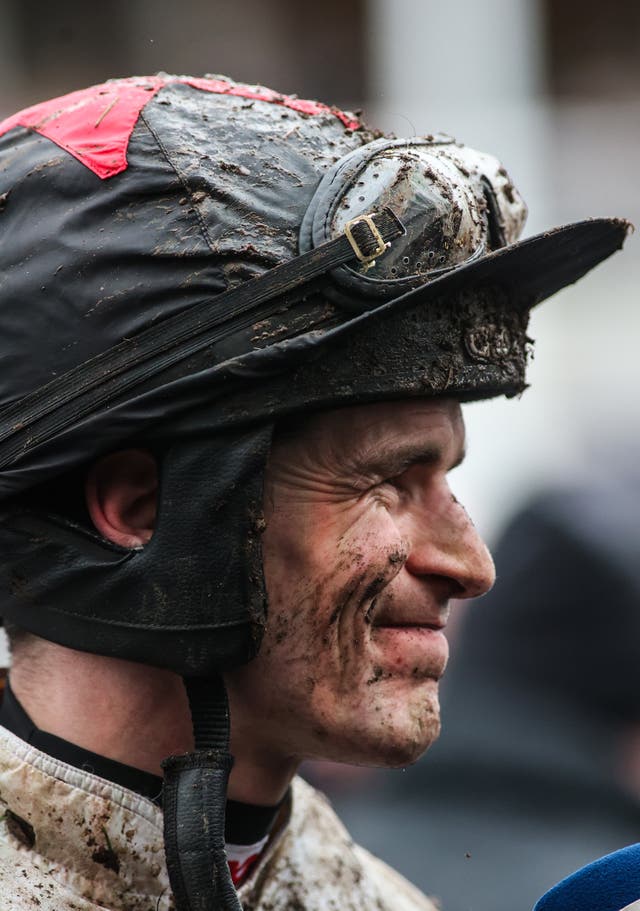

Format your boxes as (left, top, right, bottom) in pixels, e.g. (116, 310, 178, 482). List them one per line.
(0, 76, 361, 180)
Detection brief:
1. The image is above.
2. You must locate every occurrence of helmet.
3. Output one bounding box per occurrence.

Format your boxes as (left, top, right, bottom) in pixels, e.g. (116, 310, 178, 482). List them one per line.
(0, 73, 629, 910)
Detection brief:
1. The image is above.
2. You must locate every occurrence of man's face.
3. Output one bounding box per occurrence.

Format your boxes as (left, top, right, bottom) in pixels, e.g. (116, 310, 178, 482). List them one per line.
(225, 399, 495, 768)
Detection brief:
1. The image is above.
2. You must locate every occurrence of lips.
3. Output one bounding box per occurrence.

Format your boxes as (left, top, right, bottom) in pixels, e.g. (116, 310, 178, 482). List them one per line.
(367, 597, 450, 679)
(369, 625, 449, 679)
(370, 600, 450, 632)
(375, 621, 444, 631)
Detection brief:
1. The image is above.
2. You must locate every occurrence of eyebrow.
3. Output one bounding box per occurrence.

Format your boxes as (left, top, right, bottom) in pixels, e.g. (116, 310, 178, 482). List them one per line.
(354, 441, 466, 480)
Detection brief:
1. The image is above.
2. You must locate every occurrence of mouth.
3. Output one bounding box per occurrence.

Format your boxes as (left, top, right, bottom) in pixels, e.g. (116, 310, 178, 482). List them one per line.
(371, 604, 449, 631)
(368, 622, 449, 680)
(373, 621, 445, 631)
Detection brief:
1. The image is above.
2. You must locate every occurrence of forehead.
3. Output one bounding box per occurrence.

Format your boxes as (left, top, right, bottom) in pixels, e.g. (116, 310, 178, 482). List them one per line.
(276, 398, 465, 460)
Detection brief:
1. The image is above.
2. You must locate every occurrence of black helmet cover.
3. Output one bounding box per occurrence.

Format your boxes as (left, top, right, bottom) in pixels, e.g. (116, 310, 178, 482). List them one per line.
(0, 74, 629, 675)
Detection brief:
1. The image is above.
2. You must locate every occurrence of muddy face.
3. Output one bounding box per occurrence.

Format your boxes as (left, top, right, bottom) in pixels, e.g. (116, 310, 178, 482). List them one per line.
(225, 399, 495, 769)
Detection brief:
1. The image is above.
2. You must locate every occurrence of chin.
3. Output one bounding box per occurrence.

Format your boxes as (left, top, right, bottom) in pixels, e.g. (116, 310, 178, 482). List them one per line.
(368, 675, 442, 767)
(334, 721, 441, 769)
(369, 712, 442, 769)
(378, 726, 440, 768)
(313, 685, 442, 768)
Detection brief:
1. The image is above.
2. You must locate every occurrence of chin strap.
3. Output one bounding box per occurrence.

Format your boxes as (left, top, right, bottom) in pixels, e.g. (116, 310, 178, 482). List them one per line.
(162, 676, 242, 911)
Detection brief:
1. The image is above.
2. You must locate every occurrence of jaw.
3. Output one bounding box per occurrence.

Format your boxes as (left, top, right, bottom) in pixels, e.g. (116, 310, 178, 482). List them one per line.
(225, 642, 443, 775)
(303, 671, 443, 768)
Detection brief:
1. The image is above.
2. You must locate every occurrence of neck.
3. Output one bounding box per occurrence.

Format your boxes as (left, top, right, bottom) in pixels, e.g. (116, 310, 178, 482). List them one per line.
(224, 669, 300, 806)
(227, 722, 298, 806)
(10, 641, 193, 776)
(9, 639, 298, 804)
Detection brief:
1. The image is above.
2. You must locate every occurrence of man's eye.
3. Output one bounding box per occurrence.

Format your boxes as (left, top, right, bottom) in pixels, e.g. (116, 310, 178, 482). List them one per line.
(355, 473, 403, 498)
(375, 476, 404, 496)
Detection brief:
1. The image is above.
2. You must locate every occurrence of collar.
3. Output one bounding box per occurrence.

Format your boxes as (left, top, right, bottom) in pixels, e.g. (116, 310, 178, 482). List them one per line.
(0, 680, 164, 804)
(0, 681, 283, 845)
(0, 725, 292, 909)
(0, 724, 172, 909)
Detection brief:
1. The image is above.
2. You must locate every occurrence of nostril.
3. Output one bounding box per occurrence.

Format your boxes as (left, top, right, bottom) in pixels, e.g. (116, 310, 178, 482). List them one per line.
(451, 579, 467, 599)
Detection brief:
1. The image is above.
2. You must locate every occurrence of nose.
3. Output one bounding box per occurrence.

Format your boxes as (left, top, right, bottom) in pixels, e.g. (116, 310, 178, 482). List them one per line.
(402, 493, 496, 600)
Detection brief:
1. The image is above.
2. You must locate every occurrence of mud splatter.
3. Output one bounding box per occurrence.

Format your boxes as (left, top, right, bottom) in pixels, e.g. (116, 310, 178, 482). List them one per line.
(5, 810, 35, 848)
(91, 844, 120, 874)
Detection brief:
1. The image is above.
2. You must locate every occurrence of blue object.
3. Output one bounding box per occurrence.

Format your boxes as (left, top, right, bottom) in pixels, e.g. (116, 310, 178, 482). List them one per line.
(534, 844, 640, 910)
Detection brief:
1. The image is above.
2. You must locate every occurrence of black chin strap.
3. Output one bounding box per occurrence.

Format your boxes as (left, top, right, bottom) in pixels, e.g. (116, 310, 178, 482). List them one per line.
(162, 676, 242, 911)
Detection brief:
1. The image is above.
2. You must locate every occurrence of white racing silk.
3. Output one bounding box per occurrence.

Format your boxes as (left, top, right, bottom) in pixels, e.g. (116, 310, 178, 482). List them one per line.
(0, 726, 439, 910)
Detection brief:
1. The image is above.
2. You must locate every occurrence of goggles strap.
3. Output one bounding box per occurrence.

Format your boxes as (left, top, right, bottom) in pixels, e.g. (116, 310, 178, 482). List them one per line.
(0, 208, 403, 471)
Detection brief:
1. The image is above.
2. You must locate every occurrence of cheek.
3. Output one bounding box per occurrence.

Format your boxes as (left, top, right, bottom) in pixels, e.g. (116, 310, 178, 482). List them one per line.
(259, 504, 409, 680)
(237, 501, 442, 762)
(264, 498, 405, 591)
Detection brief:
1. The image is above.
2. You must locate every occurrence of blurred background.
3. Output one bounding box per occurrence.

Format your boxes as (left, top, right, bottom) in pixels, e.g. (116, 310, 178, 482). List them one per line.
(1, 1, 638, 909)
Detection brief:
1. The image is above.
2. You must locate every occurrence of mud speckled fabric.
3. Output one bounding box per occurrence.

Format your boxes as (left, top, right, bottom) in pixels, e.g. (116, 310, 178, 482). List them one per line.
(0, 726, 173, 911)
(0, 726, 439, 910)
(238, 779, 439, 911)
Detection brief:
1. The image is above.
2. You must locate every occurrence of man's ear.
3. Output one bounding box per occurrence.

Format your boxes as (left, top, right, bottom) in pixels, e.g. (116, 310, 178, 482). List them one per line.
(85, 449, 158, 548)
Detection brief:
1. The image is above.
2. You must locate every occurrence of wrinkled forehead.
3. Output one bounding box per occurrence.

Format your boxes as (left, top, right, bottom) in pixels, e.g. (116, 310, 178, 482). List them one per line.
(269, 397, 465, 470)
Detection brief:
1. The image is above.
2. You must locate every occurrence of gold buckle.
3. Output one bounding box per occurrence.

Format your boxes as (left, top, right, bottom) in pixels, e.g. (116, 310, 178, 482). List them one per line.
(344, 213, 389, 270)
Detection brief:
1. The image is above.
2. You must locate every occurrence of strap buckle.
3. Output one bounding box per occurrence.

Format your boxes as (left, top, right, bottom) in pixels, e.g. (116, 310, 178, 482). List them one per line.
(344, 213, 390, 270)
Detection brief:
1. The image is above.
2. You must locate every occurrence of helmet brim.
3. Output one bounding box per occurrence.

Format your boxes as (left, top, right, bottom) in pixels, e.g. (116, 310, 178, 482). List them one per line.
(341, 216, 629, 325)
